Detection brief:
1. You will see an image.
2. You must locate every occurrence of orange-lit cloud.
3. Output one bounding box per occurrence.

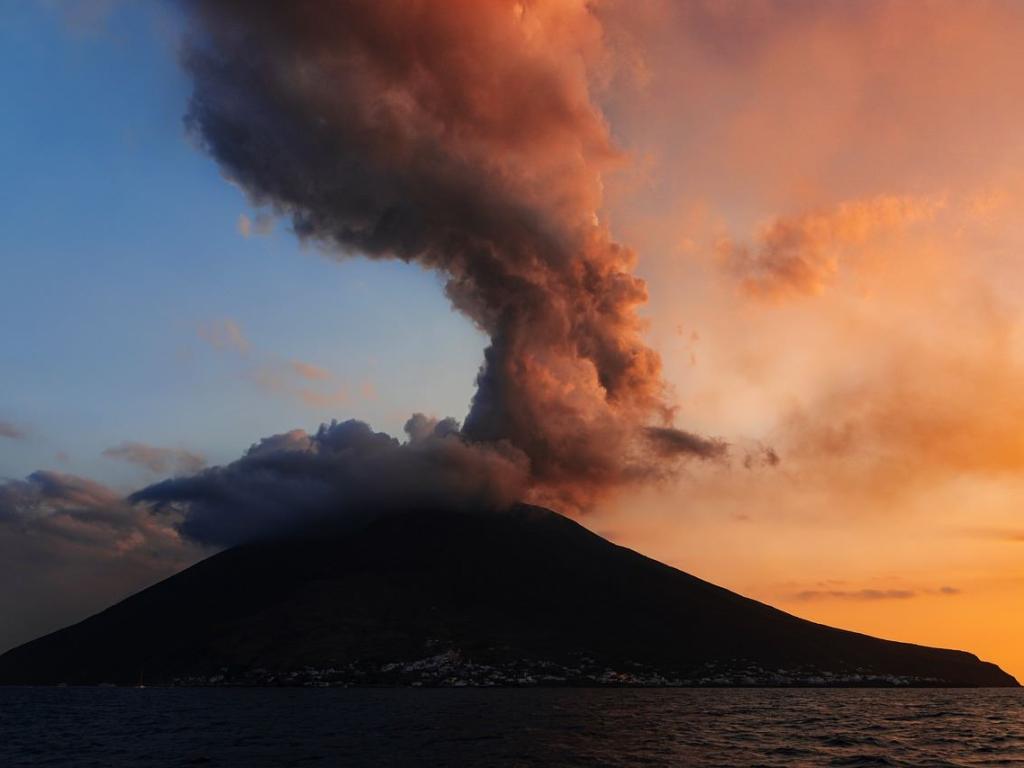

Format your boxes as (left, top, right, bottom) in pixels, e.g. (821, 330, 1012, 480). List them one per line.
(717, 195, 942, 299)
(290, 361, 331, 382)
(248, 364, 353, 410)
(182, 0, 725, 512)
(197, 318, 249, 354)
(793, 587, 960, 602)
(584, 0, 1024, 681)
(196, 319, 366, 411)
(294, 386, 350, 409)
(236, 211, 273, 238)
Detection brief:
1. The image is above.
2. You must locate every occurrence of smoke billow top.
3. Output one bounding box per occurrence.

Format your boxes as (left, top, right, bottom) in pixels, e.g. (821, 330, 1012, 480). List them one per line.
(130, 0, 724, 544)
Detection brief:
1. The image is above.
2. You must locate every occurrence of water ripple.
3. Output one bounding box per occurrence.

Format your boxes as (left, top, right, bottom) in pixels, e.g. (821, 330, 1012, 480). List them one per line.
(0, 687, 1022, 766)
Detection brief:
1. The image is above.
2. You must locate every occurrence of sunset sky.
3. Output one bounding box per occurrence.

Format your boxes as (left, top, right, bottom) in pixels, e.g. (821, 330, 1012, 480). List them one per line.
(2, 1, 1023, 681)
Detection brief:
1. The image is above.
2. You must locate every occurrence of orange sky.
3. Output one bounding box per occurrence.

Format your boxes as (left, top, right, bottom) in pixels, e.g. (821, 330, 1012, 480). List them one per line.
(587, 0, 1024, 682)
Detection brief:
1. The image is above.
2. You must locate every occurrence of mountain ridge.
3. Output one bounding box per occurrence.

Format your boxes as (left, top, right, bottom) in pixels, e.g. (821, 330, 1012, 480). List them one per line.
(0, 505, 1016, 687)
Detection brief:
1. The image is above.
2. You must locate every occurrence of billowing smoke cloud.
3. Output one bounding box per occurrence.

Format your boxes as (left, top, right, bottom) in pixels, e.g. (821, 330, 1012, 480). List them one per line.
(178, 0, 719, 512)
(645, 426, 725, 460)
(132, 416, 528, 548)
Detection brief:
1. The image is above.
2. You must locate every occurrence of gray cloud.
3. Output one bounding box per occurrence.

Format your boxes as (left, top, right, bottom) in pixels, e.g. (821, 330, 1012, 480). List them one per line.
(795, 589, 917, 601)
(197, 318, 248, 353)
(743, 444, 781, 469)
(103, 442, 207, 475)
(131, 415, 529, 548)
(0, 421, 26, 440)
(0, 470, 202, 653)
(793, 586, 963, 602)
(1, 471, 116, 520)
(43, 0, 120, 36)
(644, 426, 727, 460)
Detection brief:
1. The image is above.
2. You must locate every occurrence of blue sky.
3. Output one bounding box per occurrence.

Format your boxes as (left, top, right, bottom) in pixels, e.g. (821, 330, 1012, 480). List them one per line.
(0, 2, 485, 489)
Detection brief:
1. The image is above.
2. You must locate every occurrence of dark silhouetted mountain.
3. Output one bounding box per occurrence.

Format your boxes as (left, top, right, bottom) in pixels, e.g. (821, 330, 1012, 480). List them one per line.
(0, 506, 1016, 686)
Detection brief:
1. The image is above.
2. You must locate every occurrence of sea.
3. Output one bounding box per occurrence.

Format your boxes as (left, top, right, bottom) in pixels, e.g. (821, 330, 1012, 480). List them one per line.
(1, 687, 1021, 767)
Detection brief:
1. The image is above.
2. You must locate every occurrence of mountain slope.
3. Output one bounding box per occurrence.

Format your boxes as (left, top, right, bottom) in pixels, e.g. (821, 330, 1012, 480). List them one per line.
(0, 505, 1016, 686)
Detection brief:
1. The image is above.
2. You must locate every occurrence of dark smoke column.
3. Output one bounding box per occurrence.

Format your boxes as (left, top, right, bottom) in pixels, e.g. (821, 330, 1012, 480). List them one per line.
(182, 0, 720, 510)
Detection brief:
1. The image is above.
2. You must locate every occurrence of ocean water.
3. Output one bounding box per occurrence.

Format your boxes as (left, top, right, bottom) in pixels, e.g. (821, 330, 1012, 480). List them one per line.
(1, 687, 1022, 767)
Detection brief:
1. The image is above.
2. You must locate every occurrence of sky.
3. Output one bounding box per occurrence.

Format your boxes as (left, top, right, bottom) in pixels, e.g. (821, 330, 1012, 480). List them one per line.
(2, 1, 1023, 681)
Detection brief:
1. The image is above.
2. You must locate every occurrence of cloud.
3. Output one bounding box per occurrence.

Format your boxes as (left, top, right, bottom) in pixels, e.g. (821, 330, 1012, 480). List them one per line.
(0, 421, 26, 440)
(247, 364, 352, 410)
(777, 313, 1024, 482)
(965, 528, 1024, 543)
(717, 195, 942, 299)
(197, 318, 248, 353)
(0, 470, 197, 559)
(294, 387, 349, 409)
(794, 588, 916, 602)
(102, 441, 207, 475)
(180, 0, 716, 511)
(644, 426, 727, 460)
(42, 0, 120, 36)
(236, 211, 274, 238)
(195, 318, 365, 411)
(743, 445, 780, 470)
(131, 415, 529, 548)
(290, 361, 330, 381)
(0, 470, 121, 520)
(792, 585, 963, 602)
(0, 470, 202, 653)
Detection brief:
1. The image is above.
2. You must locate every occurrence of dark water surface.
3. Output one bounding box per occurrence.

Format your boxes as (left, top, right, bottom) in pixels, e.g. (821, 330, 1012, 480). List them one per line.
(2, 687, 1022, 767)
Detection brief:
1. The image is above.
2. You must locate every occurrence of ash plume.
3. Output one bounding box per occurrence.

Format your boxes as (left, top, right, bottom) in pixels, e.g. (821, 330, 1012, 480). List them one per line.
(132, 416, 528, 547)
(178, 0, 721, 512)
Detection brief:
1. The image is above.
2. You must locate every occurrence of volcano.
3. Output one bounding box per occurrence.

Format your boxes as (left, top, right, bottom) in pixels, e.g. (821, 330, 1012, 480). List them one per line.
(0, 505, 1016, 687)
